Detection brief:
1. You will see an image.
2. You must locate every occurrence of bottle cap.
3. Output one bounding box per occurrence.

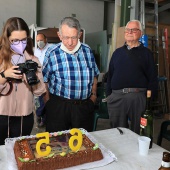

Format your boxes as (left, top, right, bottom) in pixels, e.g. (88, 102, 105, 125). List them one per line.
(147, 90, 151, 98)
(162, 152, 170, 162)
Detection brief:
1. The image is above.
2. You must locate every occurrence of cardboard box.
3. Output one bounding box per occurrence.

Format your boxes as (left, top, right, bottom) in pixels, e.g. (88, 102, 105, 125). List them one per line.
(164, 113, 170, 120)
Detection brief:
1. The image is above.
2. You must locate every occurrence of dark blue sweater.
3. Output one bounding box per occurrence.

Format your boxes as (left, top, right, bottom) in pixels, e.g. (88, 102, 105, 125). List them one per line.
(107, 44, 158, 96)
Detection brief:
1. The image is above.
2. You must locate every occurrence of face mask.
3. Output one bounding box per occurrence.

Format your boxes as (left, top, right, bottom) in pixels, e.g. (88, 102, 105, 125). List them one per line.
(10, 41, 27, 55)
(37, 41, 45, 49)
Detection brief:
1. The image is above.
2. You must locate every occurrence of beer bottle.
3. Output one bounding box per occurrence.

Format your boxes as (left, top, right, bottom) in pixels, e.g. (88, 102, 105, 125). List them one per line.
(158, 152, 170, 170)
(140, 90, 153, 149)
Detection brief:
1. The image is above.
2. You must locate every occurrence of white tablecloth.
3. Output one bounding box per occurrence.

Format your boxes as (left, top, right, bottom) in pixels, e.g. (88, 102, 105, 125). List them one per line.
(0, 128, 168, 170)
(90, 128, 167, 170)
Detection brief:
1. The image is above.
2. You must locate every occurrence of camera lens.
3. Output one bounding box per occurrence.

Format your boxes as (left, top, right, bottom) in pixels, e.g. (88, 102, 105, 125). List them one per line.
(26, 71, 39, 86)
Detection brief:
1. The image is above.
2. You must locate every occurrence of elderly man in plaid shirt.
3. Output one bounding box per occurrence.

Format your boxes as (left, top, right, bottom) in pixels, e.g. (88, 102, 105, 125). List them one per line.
(43, 17, 100, 132)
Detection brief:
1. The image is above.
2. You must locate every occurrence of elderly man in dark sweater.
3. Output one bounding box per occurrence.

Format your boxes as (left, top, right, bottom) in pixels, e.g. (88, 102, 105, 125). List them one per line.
(107, 20, 158, 134)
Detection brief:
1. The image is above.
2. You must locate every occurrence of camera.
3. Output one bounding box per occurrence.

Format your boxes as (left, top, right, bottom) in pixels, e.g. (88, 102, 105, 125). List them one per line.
(17, 60, 40, 86)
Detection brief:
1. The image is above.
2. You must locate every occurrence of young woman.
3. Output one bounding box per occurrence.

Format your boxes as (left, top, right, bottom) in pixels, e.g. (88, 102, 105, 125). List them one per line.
(0, 17, 46, 145)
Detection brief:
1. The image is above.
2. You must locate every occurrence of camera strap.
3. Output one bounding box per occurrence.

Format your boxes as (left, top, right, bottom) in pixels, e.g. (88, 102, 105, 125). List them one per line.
(0, 81, 13, 96)
(11, 55, 23, 65)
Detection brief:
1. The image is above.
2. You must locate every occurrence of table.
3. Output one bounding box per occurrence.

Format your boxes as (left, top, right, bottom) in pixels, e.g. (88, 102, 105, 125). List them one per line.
(0, 128, 168, 170)
(91, 128, 167, 170)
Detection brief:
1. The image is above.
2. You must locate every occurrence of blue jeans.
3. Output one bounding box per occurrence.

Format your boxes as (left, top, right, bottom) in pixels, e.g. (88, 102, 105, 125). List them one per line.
(35, 95, 45, 123)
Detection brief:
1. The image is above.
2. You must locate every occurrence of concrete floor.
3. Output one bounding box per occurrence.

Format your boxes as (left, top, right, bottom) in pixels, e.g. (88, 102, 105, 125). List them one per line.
(31, 113, 170, 151)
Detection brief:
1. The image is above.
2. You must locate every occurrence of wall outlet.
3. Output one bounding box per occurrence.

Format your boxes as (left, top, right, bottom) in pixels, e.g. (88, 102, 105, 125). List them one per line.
(71, 14, 76, 17)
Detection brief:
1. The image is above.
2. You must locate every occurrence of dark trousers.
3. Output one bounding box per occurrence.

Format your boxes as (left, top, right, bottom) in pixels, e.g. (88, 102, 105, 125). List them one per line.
(107, 91, 146, 134)
(45, 94, 95, 133)
(0, 113, 34, 145)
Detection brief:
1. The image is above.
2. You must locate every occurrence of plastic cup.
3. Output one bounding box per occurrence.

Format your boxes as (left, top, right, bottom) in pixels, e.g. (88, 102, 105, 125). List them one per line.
(138, 136, 151, 156)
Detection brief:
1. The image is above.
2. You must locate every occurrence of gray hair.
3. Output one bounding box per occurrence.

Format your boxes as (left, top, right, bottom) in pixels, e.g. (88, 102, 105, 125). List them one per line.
(125, 20, 143, 32)
(59, 17, 81, 35)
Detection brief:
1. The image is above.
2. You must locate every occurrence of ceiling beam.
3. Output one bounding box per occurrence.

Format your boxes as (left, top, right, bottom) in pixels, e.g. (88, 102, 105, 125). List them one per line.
(158, 3, 170, 12)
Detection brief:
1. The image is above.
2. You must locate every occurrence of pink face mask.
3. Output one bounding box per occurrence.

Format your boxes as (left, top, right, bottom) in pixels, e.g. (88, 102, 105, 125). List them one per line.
(10, 41, 27, 55)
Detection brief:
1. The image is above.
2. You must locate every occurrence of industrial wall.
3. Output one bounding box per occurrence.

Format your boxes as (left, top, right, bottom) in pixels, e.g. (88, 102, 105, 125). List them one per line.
(40, 0, 104, 34)
(0, 0, 106, 34)
(0, 0, 170, 35)
(0, 0, 36, 32)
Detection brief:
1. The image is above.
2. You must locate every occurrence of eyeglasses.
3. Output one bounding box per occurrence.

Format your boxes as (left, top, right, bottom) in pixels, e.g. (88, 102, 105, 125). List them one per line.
(125, 28, 141, 33)
(10, 38, 28, 45)
(62, 36, 78, 41)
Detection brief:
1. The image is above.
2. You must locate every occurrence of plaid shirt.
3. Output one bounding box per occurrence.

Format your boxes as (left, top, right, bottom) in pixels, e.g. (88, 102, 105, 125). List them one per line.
(43, 43, 100, 99)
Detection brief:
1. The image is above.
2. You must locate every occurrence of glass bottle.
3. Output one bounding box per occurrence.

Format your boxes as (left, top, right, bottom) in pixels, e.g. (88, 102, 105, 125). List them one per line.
(140, 90, 153, 149)
(158, 152, 170, 170)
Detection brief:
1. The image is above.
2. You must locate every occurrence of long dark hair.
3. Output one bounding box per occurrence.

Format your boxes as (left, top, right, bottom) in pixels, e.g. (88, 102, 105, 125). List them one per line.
(0, 17, 33, 70)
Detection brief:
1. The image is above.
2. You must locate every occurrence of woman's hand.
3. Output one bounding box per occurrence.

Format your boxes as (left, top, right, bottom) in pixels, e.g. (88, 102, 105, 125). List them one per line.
(4, 66, 23, 79)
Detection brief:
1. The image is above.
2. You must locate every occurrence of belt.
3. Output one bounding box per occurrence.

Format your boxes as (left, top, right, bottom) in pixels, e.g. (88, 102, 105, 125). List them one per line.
(112, 88, 146, 94)
(50, 93, 89, 105)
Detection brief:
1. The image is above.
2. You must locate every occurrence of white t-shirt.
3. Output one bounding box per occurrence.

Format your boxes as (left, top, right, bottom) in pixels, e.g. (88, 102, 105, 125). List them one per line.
(34, 43, 52, 66)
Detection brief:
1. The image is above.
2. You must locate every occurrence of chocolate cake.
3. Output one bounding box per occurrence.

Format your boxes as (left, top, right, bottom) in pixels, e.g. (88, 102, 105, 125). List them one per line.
(14, 131, 103, 170)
